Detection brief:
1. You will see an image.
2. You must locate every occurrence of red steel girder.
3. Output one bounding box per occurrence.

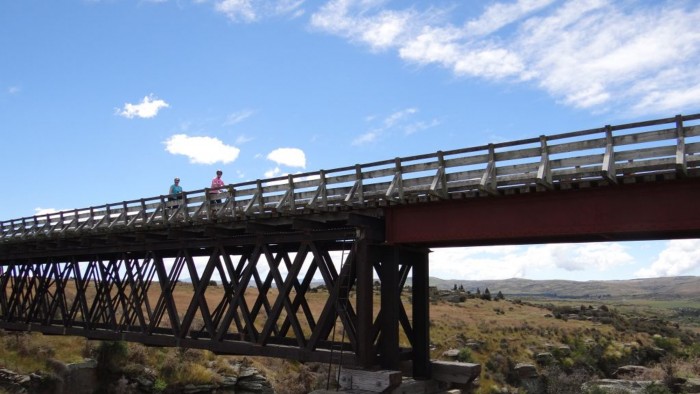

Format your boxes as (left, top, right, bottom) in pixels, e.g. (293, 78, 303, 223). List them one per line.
(385, 177, 700, 247)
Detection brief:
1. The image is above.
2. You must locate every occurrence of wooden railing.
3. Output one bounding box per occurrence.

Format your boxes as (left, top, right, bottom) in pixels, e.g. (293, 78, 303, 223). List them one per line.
(2, 113, 700, 242)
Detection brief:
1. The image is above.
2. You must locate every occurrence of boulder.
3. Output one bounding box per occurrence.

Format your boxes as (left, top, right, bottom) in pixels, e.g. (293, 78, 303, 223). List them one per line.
(442, 349, 460, 358)
(514, 363, 538, 379)
(535, 352, 554, 365)
(555, 345, 571, 356)
(465, 340, 484, 350)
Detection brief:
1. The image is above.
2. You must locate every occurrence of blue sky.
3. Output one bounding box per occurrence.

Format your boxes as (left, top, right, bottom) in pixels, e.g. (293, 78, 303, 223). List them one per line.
(2, 0, 700, 281)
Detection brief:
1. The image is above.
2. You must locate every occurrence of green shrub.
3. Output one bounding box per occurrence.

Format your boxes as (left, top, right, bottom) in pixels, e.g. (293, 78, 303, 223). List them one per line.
(643, 382, 673, 394)
(96, 341, 128, 374)
(457, 348, 473, 363)
(653, 336, 680, 355)
(153, 378, 167, 393)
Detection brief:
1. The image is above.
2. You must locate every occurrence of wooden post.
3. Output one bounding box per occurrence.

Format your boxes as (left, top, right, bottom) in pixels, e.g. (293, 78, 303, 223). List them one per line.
(411, 247, 430, 379)
(355, 229, 375, 368)
(379, 246, 399, 370)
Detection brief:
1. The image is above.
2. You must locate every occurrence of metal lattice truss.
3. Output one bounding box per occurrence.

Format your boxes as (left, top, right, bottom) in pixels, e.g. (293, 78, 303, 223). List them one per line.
(2, 114, 700, 243)
(0, 238, 418, 364)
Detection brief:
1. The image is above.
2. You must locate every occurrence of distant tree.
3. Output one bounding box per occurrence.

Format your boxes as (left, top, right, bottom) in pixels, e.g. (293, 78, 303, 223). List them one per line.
(496, 291, 505, 300)
(482, 288, 491, 301)
(459, 284, 464, 291)
(453, 284, 458, 291)
(476, 288, 481, 295)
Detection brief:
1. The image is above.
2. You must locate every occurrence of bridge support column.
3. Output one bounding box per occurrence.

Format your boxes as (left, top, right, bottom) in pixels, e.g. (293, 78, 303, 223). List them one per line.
(411, 247, 430, 379)
(375, 245, 431, 377)
(356, 230, 376, 369)
(379, 246, 400, 370)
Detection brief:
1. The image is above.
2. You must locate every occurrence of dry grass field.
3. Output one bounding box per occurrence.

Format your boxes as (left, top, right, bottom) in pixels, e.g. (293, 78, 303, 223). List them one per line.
(1, 280, 699, 393)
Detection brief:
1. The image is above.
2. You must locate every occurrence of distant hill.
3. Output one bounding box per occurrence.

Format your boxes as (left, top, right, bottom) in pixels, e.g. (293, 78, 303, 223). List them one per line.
(426, 276, 700, 301)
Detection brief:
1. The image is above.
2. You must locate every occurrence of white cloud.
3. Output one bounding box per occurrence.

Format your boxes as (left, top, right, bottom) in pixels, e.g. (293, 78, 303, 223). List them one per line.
(311, 0, 418, 50)
(310, 0, 700, 115)
(34, 207, 59, 215)
(430, 242, 634, 280)
(8, 86, 20, 94)
(635, 240, 700, 278)
(215, 0, 257, 22)
(164, 134, 240, 164)
(117, 94, 169, 119)
(266, 147, 306, 168)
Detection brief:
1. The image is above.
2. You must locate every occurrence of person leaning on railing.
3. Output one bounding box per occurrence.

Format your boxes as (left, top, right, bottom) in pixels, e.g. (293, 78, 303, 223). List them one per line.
(168, 177, 183, 209)
(209, 170, 225, 204)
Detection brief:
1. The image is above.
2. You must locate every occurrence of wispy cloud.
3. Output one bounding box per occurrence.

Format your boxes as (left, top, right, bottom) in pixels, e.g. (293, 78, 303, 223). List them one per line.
(235, 134, 254, 145)
(164, 134, 240, 164)
(465, 0, 556, 37)
(353, 107, 435, 145)
(224, 109, 255, 125)
(310, 0, 700, 115)
(212, 0, 306, 22)
(117, 94, 169, 119)
(7, 86, 20, 94)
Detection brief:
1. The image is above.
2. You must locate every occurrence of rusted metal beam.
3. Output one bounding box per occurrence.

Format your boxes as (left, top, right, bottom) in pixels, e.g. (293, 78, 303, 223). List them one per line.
(386, 177, 700, 246)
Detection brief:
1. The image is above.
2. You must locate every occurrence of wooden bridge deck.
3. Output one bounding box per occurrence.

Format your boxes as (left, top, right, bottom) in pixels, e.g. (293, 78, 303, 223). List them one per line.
(1, 113, 699, 245)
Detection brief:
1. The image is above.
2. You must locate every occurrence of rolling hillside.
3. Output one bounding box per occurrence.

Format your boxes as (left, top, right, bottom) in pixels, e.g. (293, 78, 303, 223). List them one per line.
(427, 275, 700, 300)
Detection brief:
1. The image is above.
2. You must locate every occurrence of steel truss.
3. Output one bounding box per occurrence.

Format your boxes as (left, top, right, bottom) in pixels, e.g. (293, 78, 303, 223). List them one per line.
(0, 232, 431, 375)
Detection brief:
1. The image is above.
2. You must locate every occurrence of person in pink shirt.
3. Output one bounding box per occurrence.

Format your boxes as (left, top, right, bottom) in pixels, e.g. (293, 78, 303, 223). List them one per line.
(210, 169, 225, 204)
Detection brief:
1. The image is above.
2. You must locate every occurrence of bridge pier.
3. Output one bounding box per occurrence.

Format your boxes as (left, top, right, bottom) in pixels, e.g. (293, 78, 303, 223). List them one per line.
(362, 243, 431, 378)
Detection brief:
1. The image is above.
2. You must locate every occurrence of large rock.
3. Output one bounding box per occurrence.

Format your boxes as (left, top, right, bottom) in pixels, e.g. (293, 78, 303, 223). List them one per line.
(430, 360, 481, 385)
(514, 363, 538, 380)
(682, 378, 700, 393)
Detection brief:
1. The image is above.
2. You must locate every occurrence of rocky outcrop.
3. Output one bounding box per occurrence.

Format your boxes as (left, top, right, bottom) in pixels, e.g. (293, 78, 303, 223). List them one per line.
(0, 368, 62, 394)
(0, 361, 274, 394)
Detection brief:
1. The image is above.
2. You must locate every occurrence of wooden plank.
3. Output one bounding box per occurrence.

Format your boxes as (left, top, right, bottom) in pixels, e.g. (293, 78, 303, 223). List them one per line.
(443, 152, 490, 168)
(613, 127, 677, 147)
(547, 136, 606, 155)
(338, 369, 402, 392)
